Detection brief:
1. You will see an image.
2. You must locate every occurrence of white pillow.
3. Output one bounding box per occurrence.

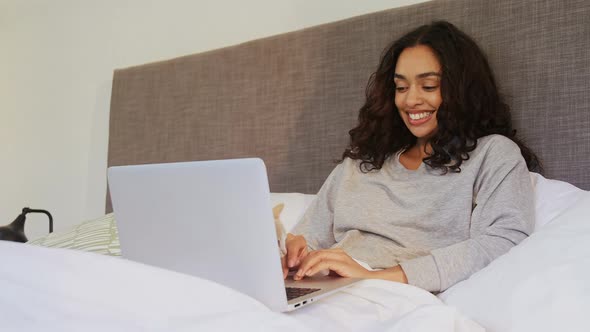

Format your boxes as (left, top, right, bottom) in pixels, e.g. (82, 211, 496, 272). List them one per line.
(270, 193, 316, 232)
(440, 190, 590, 332)
(530, 172, 589, 230)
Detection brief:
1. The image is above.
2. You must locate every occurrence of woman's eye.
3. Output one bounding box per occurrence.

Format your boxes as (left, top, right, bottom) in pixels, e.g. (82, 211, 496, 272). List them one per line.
(395, 87, 408, 92)
(423, 86, 438, 91)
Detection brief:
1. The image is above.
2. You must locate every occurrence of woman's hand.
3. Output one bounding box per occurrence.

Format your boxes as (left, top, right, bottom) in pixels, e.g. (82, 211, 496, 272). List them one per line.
(293, 248, 372, 280)
(281, 233, 309, 279)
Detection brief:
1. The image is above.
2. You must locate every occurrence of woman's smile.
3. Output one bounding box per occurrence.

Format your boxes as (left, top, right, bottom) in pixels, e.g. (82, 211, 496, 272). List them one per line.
(405, 110, 435, 126)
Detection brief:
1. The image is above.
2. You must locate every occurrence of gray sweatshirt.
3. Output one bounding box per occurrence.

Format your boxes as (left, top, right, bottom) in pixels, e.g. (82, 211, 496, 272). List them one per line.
(292, 134, 534, 292)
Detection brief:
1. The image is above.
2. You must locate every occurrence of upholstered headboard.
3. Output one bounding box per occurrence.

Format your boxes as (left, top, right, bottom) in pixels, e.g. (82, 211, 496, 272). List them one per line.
(107, 0, 590, 211)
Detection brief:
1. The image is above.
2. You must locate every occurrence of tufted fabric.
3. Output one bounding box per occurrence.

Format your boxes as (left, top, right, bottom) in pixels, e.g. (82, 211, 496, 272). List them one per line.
(107, 0, 590, 211)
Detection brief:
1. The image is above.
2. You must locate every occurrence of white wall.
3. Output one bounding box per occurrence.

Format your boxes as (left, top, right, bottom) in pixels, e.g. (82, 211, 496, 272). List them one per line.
(0, 0, 429, 240)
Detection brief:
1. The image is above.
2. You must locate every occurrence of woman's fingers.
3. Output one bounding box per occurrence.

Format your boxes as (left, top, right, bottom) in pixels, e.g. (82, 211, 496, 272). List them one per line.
(294, 249, 353, 280)
(299, 260, 338, 279)
(281, 255, 289, 279)
(285, 243, 369, 281)
(285, 234, 307, 268)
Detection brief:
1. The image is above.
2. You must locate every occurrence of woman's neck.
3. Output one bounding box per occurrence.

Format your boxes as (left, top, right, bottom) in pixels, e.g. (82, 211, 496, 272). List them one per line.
(399, 141, 432, 170)
(408, 141, 432, 159)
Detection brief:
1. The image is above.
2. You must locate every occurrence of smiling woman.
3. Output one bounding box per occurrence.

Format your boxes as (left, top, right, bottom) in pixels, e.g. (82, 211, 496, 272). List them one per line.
(394, 45, 442, 169)
(343, 21, 542, 174)
(284, 21, 542, 293)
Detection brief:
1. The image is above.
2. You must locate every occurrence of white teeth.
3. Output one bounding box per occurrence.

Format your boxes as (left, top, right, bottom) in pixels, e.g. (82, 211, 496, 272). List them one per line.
(409, 112, 432, 120)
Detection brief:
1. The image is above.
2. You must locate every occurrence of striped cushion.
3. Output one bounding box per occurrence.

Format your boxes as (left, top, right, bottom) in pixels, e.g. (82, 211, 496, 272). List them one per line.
(28, 213, 121, 256)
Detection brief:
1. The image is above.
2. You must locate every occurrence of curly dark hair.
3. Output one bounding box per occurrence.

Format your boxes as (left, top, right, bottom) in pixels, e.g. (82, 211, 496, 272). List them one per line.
(341, 21, 542, 173)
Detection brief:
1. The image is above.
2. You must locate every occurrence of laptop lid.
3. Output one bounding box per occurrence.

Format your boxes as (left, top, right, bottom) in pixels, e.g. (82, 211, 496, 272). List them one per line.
(108, 158, 288, 311)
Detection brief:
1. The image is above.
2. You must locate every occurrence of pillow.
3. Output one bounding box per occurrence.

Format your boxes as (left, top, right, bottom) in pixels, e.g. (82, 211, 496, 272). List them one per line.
(27, 213, 121, 256)
(439, 191, 590, 332)
(530, 172, 588, 230)
(269, 192, 316, 232)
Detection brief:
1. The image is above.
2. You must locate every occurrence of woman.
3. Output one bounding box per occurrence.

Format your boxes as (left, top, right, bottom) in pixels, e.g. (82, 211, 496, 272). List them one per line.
(282, 21, 540, 293)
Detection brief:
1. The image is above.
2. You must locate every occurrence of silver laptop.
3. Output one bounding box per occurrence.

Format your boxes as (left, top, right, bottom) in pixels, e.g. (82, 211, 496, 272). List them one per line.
(108, 158, 359, 312)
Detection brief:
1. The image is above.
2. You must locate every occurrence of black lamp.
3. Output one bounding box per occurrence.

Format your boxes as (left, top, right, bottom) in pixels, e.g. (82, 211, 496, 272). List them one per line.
(0, 208, 53, 242)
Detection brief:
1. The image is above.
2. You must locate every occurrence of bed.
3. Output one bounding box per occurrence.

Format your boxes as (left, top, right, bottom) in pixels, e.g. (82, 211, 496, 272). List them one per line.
(4, 0, 590, 331)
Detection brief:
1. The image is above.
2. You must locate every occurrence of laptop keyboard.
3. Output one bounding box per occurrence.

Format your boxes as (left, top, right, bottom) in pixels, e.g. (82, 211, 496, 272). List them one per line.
(285, 287, 321, 301)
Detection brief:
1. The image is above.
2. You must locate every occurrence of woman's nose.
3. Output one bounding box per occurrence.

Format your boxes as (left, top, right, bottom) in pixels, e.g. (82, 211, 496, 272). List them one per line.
(405, 86, 423, 107)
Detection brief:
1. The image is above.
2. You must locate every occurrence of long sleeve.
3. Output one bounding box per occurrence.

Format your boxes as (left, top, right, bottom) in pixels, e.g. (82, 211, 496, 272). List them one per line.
(400, 138, 535, 292)
(291, 164, 343, 250)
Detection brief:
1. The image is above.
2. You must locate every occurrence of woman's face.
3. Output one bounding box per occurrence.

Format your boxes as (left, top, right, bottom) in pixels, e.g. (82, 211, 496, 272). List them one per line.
(394, 45, 442, 144)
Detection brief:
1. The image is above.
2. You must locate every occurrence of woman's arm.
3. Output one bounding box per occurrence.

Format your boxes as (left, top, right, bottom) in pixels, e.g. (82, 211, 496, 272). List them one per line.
(290, 163, 346, 251)
(370, 265, 408, 283)
(399, 137, 535, 292)
(292, 248, 409, 283)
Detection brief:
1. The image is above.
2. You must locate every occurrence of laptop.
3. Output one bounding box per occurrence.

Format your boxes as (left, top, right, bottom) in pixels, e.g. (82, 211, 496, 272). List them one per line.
(107, 158, 360, 312)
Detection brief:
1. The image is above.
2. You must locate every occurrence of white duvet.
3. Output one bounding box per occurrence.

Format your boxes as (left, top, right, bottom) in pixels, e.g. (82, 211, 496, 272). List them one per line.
(4, 174, 589, 331)
(0, 241, 482, 332)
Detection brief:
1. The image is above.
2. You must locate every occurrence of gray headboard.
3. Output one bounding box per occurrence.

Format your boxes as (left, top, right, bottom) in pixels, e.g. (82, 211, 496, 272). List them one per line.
(107, 0, 590, 211)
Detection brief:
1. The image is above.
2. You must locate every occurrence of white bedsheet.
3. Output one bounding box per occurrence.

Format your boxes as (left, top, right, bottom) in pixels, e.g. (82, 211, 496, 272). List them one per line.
(0, 241, 482, 332)
(291, 279, 483, 331)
